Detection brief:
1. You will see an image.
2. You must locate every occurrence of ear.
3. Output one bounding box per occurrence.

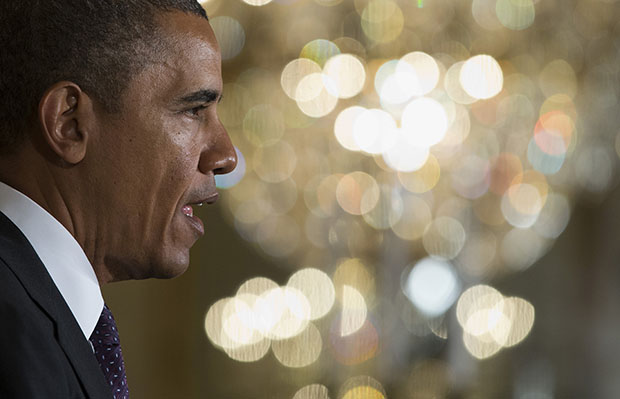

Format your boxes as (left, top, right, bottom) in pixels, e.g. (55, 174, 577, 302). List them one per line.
(38, 82, 93, 165)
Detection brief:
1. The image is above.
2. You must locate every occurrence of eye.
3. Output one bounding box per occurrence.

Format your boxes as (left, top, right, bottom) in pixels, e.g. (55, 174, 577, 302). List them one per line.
(184, 105, 208, 118)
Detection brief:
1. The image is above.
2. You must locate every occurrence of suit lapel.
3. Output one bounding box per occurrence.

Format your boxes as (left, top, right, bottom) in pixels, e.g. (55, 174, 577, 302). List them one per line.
(0, 212, 112, 399)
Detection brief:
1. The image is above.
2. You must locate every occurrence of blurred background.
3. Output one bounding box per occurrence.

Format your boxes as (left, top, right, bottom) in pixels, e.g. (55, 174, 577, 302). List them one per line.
(104, 0, 620, 397)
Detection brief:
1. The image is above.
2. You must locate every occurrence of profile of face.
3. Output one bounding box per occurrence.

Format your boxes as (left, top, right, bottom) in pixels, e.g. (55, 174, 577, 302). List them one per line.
(86, 11, 237, 282)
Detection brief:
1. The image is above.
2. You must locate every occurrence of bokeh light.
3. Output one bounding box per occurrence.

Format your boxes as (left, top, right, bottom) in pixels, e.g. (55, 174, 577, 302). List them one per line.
(210, 16, 245, 60)
(460, 55, 504, 100)
(287, 268, 336, 320)
(456, 285, 534, 359)
(323, 54, 366, 99)
(401, 97, 449, 148)
(404, 257, 461, 317)
(293, 384, 330, 399)
(200, 0, 620, 394)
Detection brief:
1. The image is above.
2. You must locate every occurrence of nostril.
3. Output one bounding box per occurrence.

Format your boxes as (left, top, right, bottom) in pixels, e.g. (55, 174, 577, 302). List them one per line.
(214, 152, 237, 175)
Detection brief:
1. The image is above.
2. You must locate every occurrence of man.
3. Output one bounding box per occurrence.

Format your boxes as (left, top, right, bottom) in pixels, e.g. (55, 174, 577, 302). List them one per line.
(0, 1, 237, 398)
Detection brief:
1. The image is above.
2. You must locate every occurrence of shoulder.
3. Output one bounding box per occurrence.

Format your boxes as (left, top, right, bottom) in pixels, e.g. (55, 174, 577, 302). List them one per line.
(0, 258, 85, 398)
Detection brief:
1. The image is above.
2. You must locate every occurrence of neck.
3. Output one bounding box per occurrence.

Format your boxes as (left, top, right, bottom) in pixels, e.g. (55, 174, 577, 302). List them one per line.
(0, 146, 112, 285)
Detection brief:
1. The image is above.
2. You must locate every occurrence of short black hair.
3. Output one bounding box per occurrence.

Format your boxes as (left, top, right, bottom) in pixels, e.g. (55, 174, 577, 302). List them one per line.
(0, 0, 208, 153)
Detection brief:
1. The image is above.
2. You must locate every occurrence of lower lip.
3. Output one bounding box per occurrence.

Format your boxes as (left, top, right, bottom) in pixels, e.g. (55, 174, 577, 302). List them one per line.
(184, 212, 204, 236)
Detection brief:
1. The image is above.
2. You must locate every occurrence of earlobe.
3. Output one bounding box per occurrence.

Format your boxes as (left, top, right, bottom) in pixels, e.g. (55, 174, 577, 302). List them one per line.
(39, 82, 90, 165)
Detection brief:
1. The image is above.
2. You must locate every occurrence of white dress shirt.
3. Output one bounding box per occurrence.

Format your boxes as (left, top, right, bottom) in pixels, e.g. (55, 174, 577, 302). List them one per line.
(0, 181, 103, 340)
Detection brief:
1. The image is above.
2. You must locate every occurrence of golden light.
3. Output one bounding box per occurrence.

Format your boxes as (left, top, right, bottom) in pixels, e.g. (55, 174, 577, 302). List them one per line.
(361, 0, 404, 43)
(271, 322, 322, 368)
(219, 83, 252, 128)
(498, 297, 535, 347)
(329, 319, 379, 365)
(460, 55, 504, 100)
(445, 61, 477, 105)
(501, 227, 548, 271)
(199, 0, 619, 389)
(336, 172, 380, 216)
(243, 104, 285, 147)
(501, 171, 549, 228)
(462, 330, 503, 360)
(539, 59, 578, 99)
(237, 277, 279, 296)
(242, 0, 273, 6)
(340, 285, 367, 337)
(399, 52, 440, 97)
(397, 155, 441, 193)
(352, 108, 397, 154)
(440, 103, 472, 147)
(222, 295, 263, 345)
(315, 0, 344, 6)
(254, 286, 311, 340)
(495, 0, 536, 30)
(300, 39, 341, 67)
(422, 217, 467, 260)
(451, 155, 491, 200)
(401, 97, 449, 148)
(339, 376, 386, 399)
(533, 193, 571, 239)
(333, 258, 376, 302)
(253, 140, 297, 183)
(501, 183, 543, 228)
(456, 230, 497, 279)
(210, 16, 245, 60)
(295, 73, 339, 118)
(294, 72, 326, 103)
(456, 285, 503, 330)
(205, 298, 234, 349)
(342, 386, 385, 399)
(287, 268, 336, 320)
(222, 337, 271, 363)
(489, 153, 523, 195)
(362, 184, 404, 230)
(313, 174, 342, 217)
(471, 0, 503, 30)
(293, 384, 330, 399)
(391, 194, 432, 241)
(334, 106, 365, 151)
(323, 54, 366, 99)
(382, 129, 430, 172)
(534, 111, 574, 156)
(456, 284, 534, 359)
(281, 58, 322, 101)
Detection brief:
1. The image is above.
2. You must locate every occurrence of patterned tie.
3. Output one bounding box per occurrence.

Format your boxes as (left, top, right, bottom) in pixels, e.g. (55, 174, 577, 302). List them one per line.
(89, 304, 130, 399)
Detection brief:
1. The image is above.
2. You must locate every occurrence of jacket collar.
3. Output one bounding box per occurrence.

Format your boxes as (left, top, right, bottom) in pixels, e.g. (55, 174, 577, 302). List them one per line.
(0, 212, 112, 399)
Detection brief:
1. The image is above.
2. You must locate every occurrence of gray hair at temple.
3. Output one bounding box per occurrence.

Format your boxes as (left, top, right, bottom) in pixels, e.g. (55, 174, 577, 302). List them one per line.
(0, 0, 208, 154)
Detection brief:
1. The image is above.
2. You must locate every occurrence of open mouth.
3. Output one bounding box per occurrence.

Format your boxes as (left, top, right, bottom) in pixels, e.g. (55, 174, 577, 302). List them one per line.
(181, 203, 205, 235)
(182, 203, 202, 218)
(181, 192, 219, 236)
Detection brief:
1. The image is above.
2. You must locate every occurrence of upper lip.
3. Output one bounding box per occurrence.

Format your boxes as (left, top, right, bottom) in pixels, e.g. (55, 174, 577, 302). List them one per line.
(187, 192, 219, 206)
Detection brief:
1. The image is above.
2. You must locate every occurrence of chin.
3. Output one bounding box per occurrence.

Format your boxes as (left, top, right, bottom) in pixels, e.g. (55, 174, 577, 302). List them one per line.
(150, 250, 192, 279)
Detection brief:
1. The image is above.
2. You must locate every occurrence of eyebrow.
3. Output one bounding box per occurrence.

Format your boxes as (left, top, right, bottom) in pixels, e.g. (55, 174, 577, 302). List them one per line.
(175, 89, 222, 105)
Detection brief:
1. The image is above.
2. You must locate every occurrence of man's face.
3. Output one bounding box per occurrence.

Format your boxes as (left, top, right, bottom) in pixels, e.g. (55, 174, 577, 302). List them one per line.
(88, 12, 236, 281)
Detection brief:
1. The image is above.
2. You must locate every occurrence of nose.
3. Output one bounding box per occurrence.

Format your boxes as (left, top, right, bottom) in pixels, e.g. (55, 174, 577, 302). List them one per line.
(198, 121, 237, 176)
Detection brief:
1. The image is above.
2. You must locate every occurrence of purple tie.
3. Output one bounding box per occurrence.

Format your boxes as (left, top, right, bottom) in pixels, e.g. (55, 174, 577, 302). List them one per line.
(89, 304, 130, 399)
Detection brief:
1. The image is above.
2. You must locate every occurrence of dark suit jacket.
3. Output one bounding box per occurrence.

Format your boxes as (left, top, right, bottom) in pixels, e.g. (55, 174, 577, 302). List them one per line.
(0, 212, 113, 398)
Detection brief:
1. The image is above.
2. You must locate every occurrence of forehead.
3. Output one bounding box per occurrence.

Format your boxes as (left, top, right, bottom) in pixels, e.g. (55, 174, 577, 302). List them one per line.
(123, 11, 222, 105)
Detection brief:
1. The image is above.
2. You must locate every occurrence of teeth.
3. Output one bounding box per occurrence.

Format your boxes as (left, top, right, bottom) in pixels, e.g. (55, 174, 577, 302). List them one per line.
(182, 205, 193, 217)
(197, 202, 203, 207)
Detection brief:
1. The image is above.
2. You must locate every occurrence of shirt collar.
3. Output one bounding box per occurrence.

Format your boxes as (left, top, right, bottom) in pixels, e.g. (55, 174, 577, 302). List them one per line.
(0, 181, 103, 339)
